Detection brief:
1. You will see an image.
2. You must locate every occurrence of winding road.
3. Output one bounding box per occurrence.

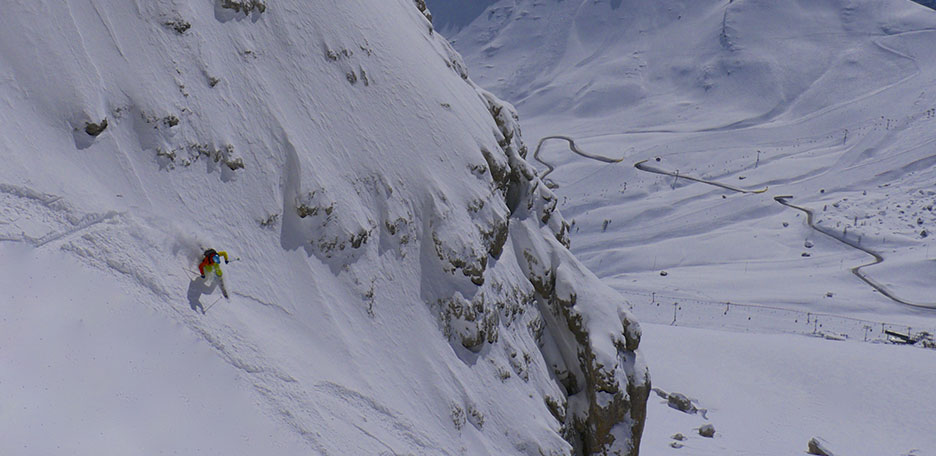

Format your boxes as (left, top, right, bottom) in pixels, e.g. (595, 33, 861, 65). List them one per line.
(532, 135, 623, 186)
(633, 159, 768, 194)
(534, 135, 936, 310)
(774, 196, 936, 310)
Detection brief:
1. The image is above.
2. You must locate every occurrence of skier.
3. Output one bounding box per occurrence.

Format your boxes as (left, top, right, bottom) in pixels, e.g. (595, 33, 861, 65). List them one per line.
(199, 248, 229, 279)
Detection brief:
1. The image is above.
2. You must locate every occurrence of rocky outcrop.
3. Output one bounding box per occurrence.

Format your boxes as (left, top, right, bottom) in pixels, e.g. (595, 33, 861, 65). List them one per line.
(477, 92, 650, 455)
(413, 0, 432, 23)
(219, 0, 266, 14)
(84, 119, 108, 136)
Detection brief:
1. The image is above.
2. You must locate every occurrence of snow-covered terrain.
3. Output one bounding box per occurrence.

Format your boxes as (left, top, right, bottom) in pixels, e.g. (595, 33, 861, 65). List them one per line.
(435, 0, 936, 453)
(1, 1, 650, 455)
(639, 323, 936, 455)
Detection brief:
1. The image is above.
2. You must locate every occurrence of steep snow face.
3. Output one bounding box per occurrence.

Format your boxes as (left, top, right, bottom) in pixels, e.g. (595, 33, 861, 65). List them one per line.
(0, 0, 647, 455)
(444, 0, 936, 323)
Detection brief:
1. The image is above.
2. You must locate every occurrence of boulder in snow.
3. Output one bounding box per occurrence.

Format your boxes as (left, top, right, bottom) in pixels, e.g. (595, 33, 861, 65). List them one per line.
(667, 392, 695, 414)
(808, 437, 835, 456)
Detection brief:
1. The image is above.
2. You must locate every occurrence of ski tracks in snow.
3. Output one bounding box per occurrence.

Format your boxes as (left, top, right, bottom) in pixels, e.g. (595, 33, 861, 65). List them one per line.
(1, 181, 445, 454)
(174, 297, 450, 455)
(0, 183, 122, 248)
(311, 381, 453, 455)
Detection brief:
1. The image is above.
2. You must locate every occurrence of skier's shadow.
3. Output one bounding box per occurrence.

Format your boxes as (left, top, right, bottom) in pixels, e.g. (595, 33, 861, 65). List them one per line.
(187, 276, 222, 314)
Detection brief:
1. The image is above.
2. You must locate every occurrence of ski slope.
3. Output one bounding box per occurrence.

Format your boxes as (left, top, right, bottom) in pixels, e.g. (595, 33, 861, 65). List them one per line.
(445, 0, 936, 324)
(0, 242, 308, 454)
(436, 0, 936, 453)
(1, 1, 649, 455)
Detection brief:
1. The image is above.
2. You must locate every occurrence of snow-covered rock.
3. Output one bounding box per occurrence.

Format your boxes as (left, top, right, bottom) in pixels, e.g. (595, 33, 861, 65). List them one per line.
(698, 423, 715, 438)
(808, 437, 836, 456)
(667, 393, 695, 414)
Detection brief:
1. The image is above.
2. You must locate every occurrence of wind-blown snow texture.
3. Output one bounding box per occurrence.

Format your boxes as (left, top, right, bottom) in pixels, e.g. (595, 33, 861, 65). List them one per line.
(0, 1, 648, 455)
(435, 0, 936, 453)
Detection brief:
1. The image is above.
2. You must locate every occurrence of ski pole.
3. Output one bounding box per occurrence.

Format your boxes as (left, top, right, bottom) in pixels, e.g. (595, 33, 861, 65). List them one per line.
(204, 296, 224, 313)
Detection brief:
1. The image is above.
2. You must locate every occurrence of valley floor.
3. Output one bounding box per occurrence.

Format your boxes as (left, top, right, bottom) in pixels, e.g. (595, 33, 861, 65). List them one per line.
(641, 323, 936, 456)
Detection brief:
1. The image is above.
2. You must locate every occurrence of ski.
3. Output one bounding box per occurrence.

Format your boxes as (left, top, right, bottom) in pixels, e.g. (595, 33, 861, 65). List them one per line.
(219, 277, 230, 299)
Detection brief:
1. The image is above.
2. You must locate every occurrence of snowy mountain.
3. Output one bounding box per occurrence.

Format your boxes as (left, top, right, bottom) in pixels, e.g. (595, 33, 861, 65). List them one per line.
(433, 0, 936, 454)
(442, 0, 936, 321)
(0, 1, 648, 455)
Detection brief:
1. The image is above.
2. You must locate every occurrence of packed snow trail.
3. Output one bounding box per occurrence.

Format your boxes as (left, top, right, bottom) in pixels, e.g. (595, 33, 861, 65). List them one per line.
(775, 196, 936, 310)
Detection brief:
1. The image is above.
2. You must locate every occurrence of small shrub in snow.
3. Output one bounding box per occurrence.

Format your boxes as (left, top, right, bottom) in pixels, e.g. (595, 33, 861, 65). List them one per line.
(163, 19, 191, 34)
(258, 213, 279, 228)
(451, 403, 466, 430)
(467, 404, 484, 429)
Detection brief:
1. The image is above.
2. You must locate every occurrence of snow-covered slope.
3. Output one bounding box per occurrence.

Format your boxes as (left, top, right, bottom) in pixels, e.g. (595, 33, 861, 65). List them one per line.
(639, 323, 936, 455)
(435, 0, 936, 453)
(445, 0, 936, 324)
(0, 1, 649, 455)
